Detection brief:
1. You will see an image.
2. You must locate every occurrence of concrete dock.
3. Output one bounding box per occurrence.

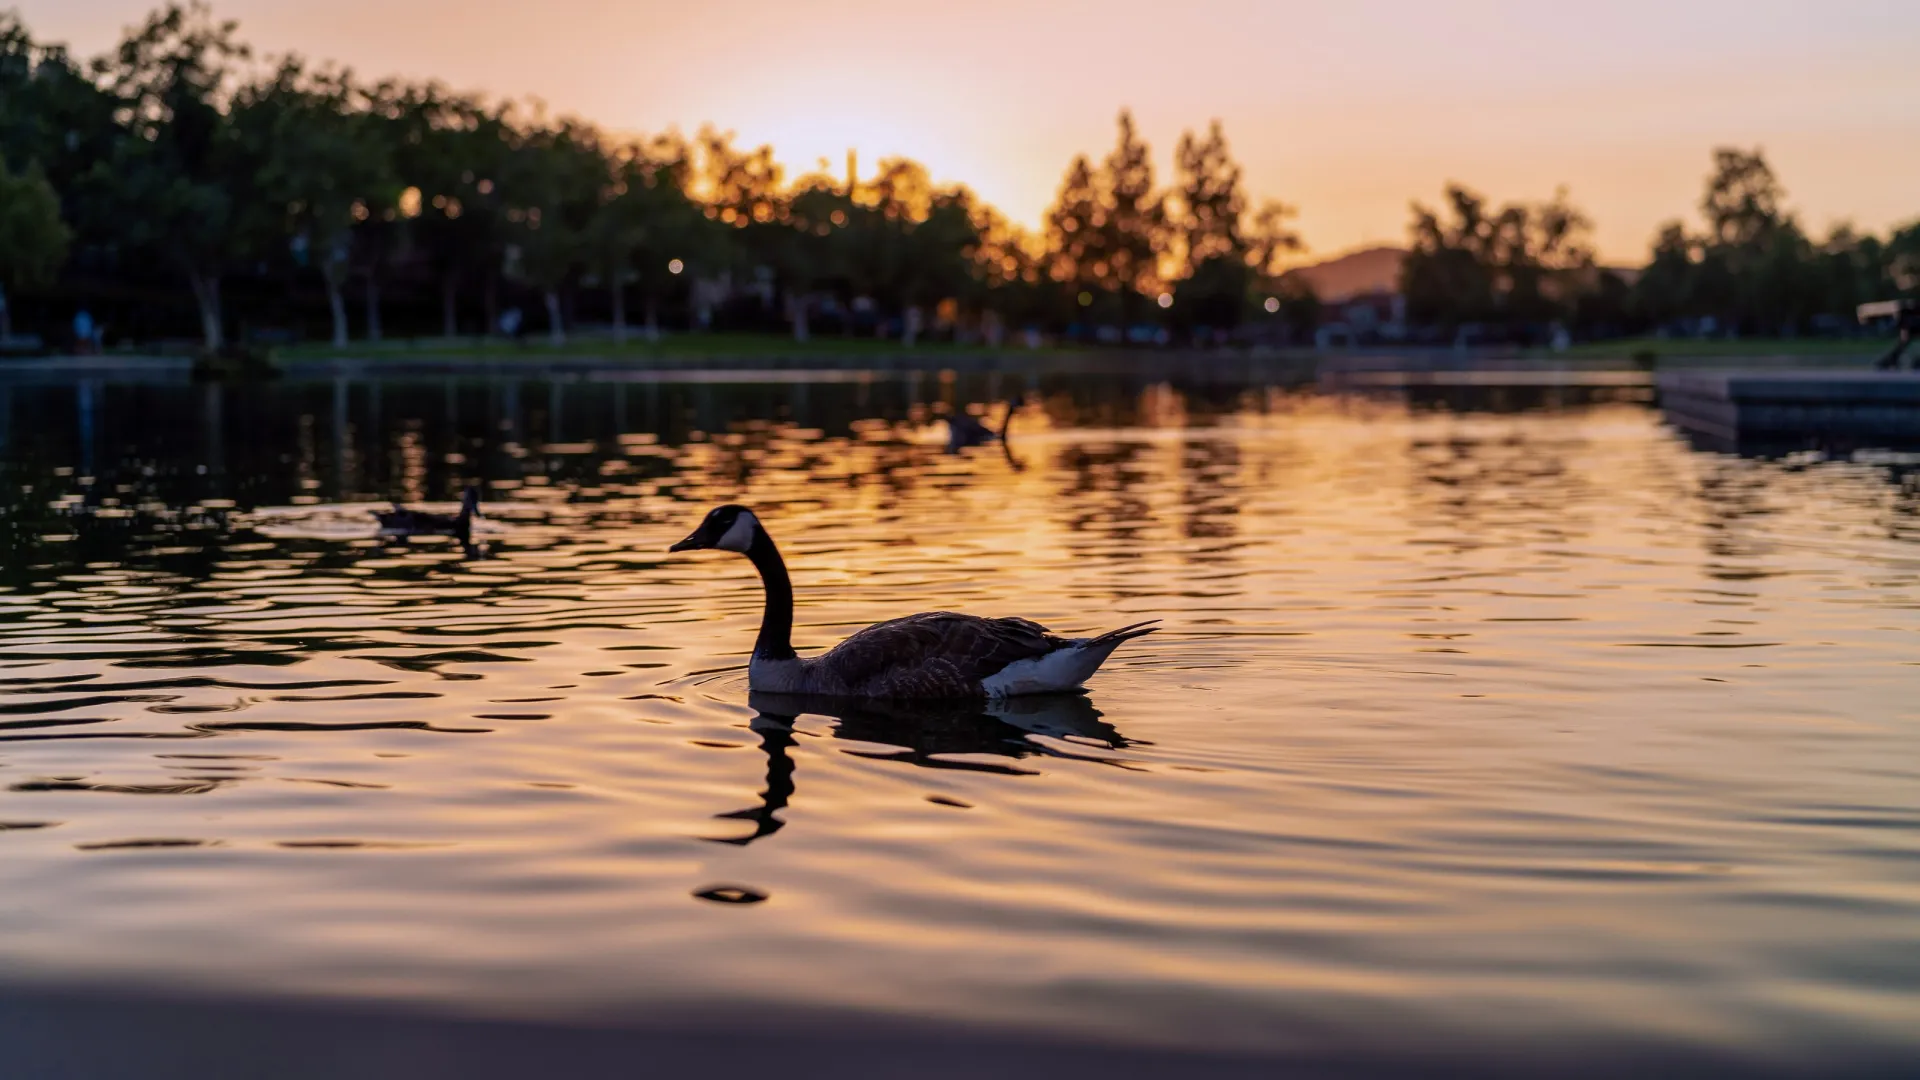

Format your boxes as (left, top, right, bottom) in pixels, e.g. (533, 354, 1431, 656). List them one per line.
(1658, 369, 1920, 449)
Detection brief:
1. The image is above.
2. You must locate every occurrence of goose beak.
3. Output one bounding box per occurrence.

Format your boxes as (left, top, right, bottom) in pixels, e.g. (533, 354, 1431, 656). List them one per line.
(669, 532, 703, 553)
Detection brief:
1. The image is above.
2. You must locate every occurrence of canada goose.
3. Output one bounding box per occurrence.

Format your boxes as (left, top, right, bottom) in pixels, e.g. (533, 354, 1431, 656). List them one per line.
(375, 486, 480, 537)
(668, 505, 1157, 698)
(944, 401, 1014, 454)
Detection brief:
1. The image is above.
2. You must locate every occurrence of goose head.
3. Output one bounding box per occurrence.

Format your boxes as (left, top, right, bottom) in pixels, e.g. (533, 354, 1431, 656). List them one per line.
(460, 486, 482, 517)
(670, 504, 763, 554)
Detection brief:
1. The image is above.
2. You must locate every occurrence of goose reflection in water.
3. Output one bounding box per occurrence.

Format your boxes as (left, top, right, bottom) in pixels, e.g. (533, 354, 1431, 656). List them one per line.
(707, 691, 1137, 846)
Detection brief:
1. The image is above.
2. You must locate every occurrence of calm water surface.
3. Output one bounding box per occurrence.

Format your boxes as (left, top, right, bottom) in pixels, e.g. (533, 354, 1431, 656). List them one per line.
(0, 371, 1916, 1067)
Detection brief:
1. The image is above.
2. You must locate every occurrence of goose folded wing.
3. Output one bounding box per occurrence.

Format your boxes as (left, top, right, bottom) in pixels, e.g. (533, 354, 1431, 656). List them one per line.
(818, 612, 1066, 697)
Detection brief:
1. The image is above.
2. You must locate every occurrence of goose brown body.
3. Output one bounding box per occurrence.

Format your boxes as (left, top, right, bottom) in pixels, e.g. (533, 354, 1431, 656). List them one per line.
(803, 612, 1062, 697)
(375, 486, 480, 536)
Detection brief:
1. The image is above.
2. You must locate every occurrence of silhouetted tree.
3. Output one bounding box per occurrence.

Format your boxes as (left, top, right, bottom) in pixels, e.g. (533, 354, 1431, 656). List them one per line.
(1627, 147, 1887, 337)
(502, 116, 605, 344)
(1699, 147, 1800, 333)
(620, 133, 702, 341)
(1089, 110, 1163, 320)
(236, 60, 395, 346)
(0, 159, 68, 343)
(1632, 221, 1696, 327)
(967, 203, 1044, 340)
(1043, 153, 1103, 314)
(1245, 199, 1304, 280)
(1169, 120, 1253, 332)
(1402, 183, 1593, 337)
(586, 143, 654, 343)
(1172, 120, 1245, 275)
(855, 158, 976, 343)
(392, 90, 508, 337)
(88, 2, 254, 350)
(1889, 221, 1920, 298)
(1701, 147, 1785, 250)
(349, 78, 434, 342)
(697, 128, 790, 334)
(1, 14, 118, 225)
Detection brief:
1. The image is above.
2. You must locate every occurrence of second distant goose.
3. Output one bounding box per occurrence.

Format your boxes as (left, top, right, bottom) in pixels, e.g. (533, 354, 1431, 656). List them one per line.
(375, 486, 480, 537)
(945, 402, 1014, 454)
(669, 505, 1156, 698)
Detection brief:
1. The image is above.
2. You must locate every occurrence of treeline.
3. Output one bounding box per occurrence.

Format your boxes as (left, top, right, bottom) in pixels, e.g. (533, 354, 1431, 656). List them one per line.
(1401, 149, 1920, 345)
(1632, 149, 1919, 338)
(0, 3, 1312, 353)
(3, 4, 1915, 356)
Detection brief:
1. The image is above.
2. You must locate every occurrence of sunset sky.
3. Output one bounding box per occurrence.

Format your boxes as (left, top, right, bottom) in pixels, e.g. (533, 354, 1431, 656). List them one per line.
(27, 0, 1920, 264)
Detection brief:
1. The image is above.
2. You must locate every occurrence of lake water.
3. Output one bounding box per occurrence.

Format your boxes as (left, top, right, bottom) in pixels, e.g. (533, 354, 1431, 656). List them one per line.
(0, 368, 1916, 1073)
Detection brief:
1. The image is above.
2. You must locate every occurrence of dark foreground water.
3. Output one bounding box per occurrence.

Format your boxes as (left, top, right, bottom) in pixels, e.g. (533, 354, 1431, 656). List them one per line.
(0, 368, 1915, 1075)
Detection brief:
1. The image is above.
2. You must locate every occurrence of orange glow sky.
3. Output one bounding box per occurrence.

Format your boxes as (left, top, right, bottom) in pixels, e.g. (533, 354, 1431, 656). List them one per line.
(30, 0, 1920, 263)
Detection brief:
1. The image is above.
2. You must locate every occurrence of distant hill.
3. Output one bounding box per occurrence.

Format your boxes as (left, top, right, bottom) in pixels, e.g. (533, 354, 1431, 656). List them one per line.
(1281, 246, 1406, 303)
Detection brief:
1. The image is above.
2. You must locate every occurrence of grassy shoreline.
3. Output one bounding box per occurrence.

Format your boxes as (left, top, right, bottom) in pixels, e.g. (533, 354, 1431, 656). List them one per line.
(34, 332, 1896, 373)
(267, 331, 1895, 365)
(269, 333, 1035, 362)
(1557, 336, 1886, 361)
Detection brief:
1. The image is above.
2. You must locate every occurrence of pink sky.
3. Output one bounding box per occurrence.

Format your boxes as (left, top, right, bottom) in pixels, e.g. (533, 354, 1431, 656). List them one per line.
(27, 0, 1920, 263)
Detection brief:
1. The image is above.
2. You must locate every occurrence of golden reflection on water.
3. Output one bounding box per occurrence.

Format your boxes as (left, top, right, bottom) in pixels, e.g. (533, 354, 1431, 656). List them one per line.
(0, 375, 1914, 1060)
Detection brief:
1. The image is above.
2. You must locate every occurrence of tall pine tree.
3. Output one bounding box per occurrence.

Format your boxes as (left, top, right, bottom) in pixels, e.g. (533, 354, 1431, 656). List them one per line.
(1091, 110, 1163, 320)
(1044, 154, 1103, 300)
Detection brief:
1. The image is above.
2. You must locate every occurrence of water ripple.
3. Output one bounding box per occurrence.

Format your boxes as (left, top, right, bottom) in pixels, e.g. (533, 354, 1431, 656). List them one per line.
(0, 375, 1913, 1066)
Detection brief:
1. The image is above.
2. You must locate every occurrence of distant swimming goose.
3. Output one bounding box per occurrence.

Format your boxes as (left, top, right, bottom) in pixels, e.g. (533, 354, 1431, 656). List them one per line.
(375, 486, 480, 536)
(669, 505, 1157, 698)
(945, 402, 1014, 454)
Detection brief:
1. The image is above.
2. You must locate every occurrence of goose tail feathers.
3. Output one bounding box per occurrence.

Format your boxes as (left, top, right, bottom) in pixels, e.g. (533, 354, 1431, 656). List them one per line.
(979, 619, 1160, 697)
(1085, 619, 1160, 648)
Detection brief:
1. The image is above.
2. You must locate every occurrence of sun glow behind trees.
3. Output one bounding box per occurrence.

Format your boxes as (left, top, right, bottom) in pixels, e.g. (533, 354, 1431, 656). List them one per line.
(1, 5, 1323, 350)
(1, 3, 1917, 352)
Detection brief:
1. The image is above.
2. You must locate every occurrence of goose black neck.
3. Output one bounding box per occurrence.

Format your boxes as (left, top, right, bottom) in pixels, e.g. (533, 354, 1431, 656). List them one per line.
(746, 526, 795, 660)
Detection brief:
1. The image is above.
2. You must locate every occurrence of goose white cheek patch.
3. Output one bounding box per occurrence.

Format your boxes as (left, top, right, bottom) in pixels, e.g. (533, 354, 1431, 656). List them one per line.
(716, 512, 758, 552)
